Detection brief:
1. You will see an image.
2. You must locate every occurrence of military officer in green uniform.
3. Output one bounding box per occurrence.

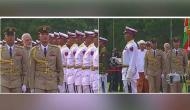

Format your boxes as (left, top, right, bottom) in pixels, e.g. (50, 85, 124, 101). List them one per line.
(99, 37, 108, 93)
(144, 39, 164, 93)
(0, 27, 27, 93)
(30, 25, 63, 93)
(167, 37, 188, 93)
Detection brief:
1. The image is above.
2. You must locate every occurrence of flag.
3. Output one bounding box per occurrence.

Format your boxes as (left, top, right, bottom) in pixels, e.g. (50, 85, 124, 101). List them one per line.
(182, 18, 189, 93)
(182, 18, 190, 51)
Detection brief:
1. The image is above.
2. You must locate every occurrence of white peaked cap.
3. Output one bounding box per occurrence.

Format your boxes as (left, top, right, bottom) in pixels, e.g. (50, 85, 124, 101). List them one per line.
(32, 41, 37, 44)
(67, 31, 76, 37)
(49, 33, 54, 37)
(94, 29, 99, 33)
(59, 32, 68, 38)
(84, 31, 95, 37)
(54, 32, 59, 36)
(36, 40, 40, 43)
(16, 38, 22, 41)
(75, 30, 85, 36)
(99, 37, 108, 41)
(125, 26, 138, 33)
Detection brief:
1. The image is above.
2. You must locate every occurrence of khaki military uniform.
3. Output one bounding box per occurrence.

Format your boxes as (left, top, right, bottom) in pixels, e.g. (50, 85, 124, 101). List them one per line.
(99, 46, 108, 93)
(144, 49, 164, 93)
(30, 44, 63, 93)
(168, 48, 188, 93)
(0, 44, 27, 93)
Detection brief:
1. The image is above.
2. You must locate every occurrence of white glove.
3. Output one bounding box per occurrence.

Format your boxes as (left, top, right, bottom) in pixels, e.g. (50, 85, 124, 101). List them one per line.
(105, 73, 108, 76)
(145, 75, 148, 79)
(173, 72, 180, 82)
(161, 74, 165, 79)
(58, 85, 62, 93)
(22, 85, 27, 93)
(31, 89, 34, 93)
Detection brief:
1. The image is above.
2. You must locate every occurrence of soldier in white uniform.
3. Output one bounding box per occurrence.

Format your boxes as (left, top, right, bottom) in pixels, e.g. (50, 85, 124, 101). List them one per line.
(53, 32, 59, 46)
(82, 31, 96, 93)
(91, 29, 99, 93)
(74, 30, 86, 93)
(59, 32, 69, 93)
(91, 45, 99, 93)
(48, 33, 54, 45)
(66, 32, 78, 93)
(122, 26, 139, 93)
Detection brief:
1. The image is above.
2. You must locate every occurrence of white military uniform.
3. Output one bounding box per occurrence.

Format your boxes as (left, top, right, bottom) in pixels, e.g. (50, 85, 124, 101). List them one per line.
(74, 43, 87, 93)
(67, 43, 78, 93)
(122, 39, 139, 93)
(91, 47, 99, 93)
(60, 44, 69, 93)
(82, 43, 96, 93)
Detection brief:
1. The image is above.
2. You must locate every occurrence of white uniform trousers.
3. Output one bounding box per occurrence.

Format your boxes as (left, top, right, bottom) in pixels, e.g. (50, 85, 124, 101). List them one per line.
(74, 69, 83, 93)
(59, 68, 68, 93)
(82, 69, 91, 93)
(91, 71, 99, 93)
(67, 68, 75, 93)
(99, 74, 108, 93)
(123, 79, 137, 93)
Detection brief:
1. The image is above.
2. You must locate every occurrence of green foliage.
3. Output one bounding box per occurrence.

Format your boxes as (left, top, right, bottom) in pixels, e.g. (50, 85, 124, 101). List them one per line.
(1, 18, 98, 40)
(99, 18, 184, 53)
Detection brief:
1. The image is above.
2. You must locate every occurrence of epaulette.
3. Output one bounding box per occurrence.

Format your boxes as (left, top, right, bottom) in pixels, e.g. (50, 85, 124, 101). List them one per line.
(71, 44, 78, 48)
(157, 49, 162, 53)
(79, 43, 85, 48)
(31, 46, 38, 52)
(181, 48, 187, 54)
(147, 49, 151, 54)
(49, 44, 59, 48)
(100, 47, 106, 53)
(15, 45, 24, 49)
(62, 45, 67, 48)
(88, 43, 94, 48)
(0, 45, 5, 49)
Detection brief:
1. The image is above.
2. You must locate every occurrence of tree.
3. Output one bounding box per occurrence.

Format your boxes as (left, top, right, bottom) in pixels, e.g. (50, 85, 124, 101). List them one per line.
(1, 18, 98, 40)
(99, 18, 183, 53)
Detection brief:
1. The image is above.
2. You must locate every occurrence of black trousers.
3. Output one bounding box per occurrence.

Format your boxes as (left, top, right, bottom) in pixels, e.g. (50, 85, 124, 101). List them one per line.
(108, 72, 123, 92)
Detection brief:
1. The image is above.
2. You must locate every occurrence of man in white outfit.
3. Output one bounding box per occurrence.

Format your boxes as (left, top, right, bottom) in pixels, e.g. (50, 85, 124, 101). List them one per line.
(59, 32, 69, 93)
(74, 30, 86, 93)
(66, 32, 78, 93)
(91, 29, 99, 93)
(136, 40, 149, 93)
(82, 31, 96, 93)
(122, 26, 139, 93)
